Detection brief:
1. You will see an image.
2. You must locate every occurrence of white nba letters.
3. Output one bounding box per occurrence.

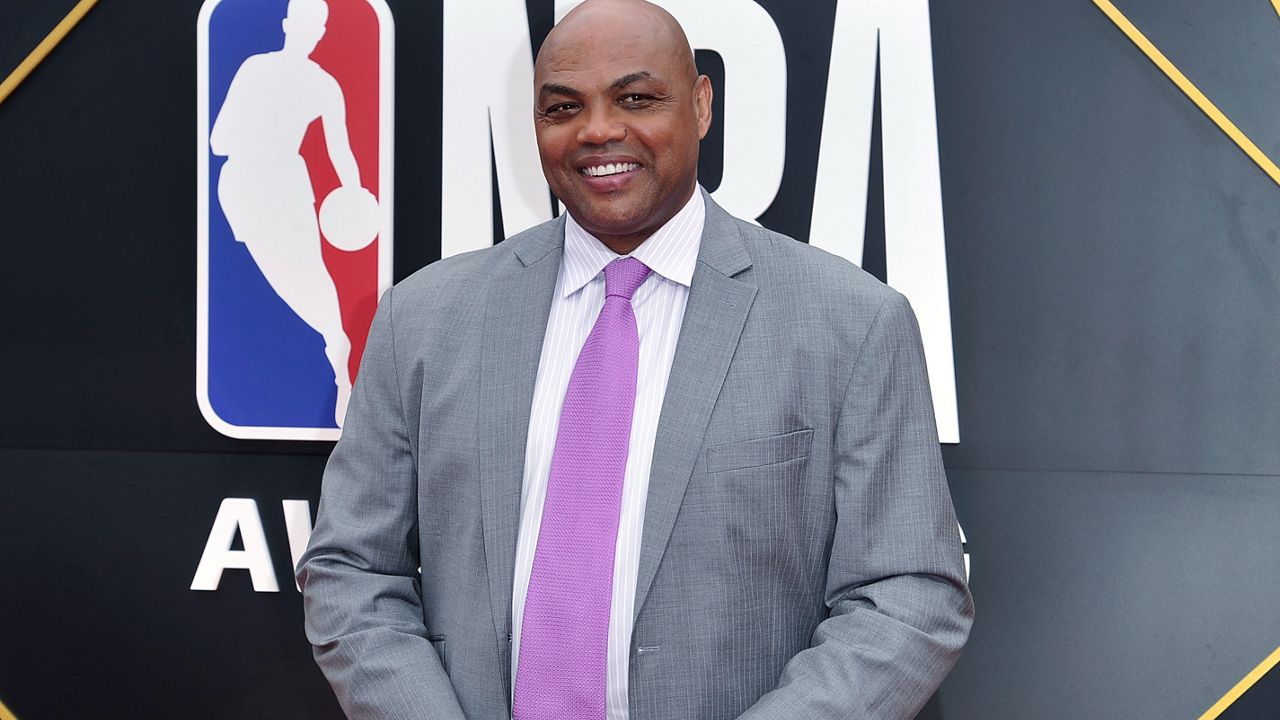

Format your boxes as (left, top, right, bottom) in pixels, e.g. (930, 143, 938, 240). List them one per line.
(810, 0, 957, 442)
(440, 0, 553, 259)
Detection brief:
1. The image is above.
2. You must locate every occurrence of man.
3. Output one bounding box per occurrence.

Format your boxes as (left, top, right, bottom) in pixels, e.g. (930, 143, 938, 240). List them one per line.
(298, 0, 972, 718)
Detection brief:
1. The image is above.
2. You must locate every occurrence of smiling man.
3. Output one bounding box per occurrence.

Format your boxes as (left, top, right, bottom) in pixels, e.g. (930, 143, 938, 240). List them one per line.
(298, 1, 972, 719)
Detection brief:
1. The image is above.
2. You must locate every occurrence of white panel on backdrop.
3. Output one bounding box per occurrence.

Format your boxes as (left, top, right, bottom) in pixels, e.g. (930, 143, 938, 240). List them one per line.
(811, 0, 958, 443)
(555, 0, 787, 224)
(441, 0, 553, 257)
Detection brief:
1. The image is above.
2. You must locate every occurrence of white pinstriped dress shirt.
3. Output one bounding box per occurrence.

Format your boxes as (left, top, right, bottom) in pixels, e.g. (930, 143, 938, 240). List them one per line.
(511, 188, 705, 720)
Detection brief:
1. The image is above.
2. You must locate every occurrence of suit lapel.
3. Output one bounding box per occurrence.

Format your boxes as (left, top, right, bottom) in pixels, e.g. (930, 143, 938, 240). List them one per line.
(478, 220, 563, 698)
(633, 195, 756, 622)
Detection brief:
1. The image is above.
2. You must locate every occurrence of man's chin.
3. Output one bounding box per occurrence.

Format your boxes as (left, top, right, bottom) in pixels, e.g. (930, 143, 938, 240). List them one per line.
(574, 212, 649, 239)
(561, 199, 640, 230)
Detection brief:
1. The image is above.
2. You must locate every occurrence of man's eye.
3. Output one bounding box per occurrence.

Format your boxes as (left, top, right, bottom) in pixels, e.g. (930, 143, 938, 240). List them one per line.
(620, 94, 650, 105)
(543, 103, 579, 117)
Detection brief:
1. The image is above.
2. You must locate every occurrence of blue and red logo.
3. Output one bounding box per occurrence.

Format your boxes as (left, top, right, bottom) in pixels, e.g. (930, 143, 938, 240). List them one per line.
(197, 0, 393, 440)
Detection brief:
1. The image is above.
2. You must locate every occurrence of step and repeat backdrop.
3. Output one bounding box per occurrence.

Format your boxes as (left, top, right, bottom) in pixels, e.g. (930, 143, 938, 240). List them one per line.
(2, 0, 1278, 717)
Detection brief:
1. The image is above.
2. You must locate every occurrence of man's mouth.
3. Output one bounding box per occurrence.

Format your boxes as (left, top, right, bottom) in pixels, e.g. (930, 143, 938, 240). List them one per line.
(580, 162, 640, 177)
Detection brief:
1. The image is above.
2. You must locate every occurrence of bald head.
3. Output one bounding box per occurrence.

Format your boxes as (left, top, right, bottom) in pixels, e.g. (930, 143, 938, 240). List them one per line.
(537, 0, 697, 85)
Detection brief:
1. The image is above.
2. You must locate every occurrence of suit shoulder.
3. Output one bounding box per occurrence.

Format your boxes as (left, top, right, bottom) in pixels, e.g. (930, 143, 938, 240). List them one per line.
(729, 219, 920, 368)
(389, 218, 562, 312)
(733, 218, 900, 309)
(392, 245, 500, 302)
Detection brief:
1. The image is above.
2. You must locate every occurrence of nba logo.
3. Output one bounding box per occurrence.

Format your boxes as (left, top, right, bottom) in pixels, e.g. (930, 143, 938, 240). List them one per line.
(197, 0, 393, 440)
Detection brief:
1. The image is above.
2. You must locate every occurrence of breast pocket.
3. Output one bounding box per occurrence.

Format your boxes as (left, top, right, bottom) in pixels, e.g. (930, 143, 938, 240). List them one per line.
(705, 428, 814, 474)
(703, 429, 819, 597)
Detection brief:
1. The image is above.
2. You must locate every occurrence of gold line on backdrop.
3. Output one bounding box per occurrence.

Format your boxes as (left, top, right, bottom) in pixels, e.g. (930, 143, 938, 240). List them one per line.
(1093, 0, 1280, 187)
(1198, 645, 1280, 720)
(0, 696, 17, 720)
(1092, 2, 1280, 716)
(0, 0, 100, 107)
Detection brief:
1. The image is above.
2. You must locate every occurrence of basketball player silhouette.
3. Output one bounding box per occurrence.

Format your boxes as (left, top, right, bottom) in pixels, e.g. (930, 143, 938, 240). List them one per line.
(210, 0, 367, 427)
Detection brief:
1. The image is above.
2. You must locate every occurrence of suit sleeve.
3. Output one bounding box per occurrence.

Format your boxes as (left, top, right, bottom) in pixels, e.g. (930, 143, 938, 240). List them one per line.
(739, 291, 974, 719)
(296, 286, 467, 720)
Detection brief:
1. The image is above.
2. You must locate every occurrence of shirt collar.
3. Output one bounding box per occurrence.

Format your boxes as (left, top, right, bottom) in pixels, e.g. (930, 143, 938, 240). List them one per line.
(560, 187, 705, 298)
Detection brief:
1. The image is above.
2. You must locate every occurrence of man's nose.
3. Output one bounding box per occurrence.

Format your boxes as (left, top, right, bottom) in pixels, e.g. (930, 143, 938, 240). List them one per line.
(576, 106, 627, 145)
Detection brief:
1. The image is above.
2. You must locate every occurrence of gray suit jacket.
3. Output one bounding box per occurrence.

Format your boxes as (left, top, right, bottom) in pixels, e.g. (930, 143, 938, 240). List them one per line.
(298, 193, 973, 720)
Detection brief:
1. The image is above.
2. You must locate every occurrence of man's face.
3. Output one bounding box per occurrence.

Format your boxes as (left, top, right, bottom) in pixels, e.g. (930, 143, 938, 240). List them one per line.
(534, 18, 712, 250)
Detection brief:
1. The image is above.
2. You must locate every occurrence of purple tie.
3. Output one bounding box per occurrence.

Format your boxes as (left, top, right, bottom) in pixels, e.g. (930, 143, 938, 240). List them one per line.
(514, 257, 652, 720)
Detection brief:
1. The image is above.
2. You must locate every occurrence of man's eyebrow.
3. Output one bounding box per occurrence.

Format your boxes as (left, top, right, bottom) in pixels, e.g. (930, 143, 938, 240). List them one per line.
(539, 83, 580, 99)
(539, 73, 654, 100)
(609, 72, 652, 90)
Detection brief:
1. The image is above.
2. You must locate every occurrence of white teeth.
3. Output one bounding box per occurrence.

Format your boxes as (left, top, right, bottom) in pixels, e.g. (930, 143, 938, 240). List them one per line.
(584, 162, 639, 177)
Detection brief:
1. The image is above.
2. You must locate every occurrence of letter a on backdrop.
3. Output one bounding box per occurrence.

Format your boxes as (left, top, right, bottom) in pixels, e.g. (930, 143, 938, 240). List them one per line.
(197, 0, 393, 440)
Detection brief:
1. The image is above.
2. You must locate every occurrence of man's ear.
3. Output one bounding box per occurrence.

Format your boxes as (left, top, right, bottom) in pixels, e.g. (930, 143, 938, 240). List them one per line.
(694, 74, 713, 140)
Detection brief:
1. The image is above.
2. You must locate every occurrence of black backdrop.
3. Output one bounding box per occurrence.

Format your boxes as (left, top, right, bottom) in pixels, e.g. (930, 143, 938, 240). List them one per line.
(2, 1, 1279, 718)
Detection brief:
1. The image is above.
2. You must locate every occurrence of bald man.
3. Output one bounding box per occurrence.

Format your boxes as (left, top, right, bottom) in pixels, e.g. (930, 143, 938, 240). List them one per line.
(298, 2, 972, 719)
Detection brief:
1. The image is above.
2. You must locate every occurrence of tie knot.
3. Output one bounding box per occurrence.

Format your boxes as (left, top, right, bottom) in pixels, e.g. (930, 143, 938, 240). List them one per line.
(603, 257, 651, 301)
